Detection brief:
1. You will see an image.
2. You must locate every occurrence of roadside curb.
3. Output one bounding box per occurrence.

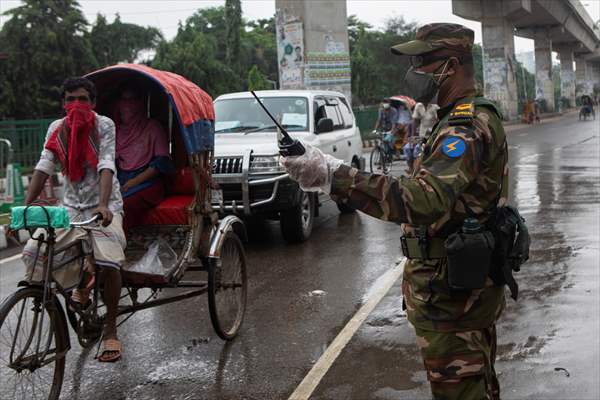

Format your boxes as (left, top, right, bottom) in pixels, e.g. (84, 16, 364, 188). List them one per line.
(504, 109, 578, 133)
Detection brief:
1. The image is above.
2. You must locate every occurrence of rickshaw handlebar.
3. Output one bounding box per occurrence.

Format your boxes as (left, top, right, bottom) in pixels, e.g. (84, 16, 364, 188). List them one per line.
(70, 213, 102, 227)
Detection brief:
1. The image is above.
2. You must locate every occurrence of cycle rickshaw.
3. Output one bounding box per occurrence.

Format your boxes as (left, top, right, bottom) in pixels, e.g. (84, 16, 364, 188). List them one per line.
(579, 94, 596, 121)
(0, 64, 248, 400)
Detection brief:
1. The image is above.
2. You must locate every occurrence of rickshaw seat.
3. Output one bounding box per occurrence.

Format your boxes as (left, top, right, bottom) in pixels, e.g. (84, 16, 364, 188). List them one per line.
(141, 168, 195, 225)
(142, 195, 193, 225)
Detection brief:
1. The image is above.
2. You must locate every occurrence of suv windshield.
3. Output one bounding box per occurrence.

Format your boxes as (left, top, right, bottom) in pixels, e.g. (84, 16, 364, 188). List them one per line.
(214, 96, 309, 133)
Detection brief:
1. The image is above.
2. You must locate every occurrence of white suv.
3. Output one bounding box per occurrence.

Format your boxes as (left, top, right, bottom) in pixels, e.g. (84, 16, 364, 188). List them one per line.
(212, 90, 365, 243)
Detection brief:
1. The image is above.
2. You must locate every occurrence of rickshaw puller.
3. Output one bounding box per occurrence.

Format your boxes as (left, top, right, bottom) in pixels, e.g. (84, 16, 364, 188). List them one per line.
(22, 77, 126, 363)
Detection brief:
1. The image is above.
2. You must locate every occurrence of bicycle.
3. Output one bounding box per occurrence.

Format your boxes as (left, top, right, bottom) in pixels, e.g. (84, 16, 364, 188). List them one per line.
(0, 205, 247, 400)
(369, 131, 395, 175)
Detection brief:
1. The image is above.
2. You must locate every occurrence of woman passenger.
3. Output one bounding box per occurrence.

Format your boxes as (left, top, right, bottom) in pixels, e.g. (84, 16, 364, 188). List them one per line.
(115, 85, 174, 232)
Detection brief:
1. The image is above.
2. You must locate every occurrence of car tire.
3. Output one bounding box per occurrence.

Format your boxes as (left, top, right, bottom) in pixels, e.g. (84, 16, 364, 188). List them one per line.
(280, 191, 315, 243)
(337, 158, 360, 214)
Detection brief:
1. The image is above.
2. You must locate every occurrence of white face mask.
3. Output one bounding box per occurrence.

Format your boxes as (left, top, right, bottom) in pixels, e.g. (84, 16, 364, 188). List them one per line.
(383, 103, 390, 109)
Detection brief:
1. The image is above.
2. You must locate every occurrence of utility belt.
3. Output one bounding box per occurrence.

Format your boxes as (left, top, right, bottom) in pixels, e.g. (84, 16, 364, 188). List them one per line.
(401, 236, 446, 259)
(400, 206, 530, 301)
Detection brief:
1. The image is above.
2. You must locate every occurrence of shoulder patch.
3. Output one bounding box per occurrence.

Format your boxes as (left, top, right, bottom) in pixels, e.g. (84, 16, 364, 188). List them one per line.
(441, 137, 466, 158)
(448, 101, 474, 126)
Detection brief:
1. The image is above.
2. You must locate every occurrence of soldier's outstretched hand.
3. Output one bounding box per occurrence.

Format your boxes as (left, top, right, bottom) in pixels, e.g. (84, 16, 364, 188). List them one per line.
(280, 142, 343, 194)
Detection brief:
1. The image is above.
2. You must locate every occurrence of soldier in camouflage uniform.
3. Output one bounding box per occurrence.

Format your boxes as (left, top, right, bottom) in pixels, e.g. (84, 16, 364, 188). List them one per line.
(282, 23, 508, 400)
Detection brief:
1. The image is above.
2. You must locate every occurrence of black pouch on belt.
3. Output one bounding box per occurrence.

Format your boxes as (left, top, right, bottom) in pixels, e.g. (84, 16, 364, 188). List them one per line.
(445, 218, 495, 290)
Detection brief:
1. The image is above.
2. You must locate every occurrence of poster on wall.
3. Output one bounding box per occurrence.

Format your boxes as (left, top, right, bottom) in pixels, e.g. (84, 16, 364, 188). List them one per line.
(304, 52, 351, 86)
(276, 21, 304, 88)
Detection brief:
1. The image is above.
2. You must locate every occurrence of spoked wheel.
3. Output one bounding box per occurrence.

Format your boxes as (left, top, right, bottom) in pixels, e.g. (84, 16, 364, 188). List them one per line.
(370, 146, 390, 175)
(0, 287, 68, 400)
(370, 145, 382, 173)
(208, 231, 247, 340)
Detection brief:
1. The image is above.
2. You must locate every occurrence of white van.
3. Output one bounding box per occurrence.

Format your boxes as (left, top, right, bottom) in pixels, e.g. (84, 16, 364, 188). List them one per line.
(212, 90, 365, 243)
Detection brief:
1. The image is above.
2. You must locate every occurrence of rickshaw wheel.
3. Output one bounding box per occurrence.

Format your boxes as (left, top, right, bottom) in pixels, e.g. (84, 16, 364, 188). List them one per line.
(208, 231, 247, 340)
(0, 287, 67, 400)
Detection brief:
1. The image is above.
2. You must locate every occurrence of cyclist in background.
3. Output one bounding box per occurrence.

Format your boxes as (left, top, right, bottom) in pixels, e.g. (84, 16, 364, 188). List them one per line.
(373, 98, 397, 132)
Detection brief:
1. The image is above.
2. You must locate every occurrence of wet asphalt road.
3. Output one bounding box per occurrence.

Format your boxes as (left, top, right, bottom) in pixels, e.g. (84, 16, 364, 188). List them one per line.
(0, 112, 598, 400)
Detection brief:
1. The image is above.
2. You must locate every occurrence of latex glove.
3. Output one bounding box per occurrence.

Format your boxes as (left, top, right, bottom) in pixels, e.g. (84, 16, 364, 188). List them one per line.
(280, 142, 344, 194)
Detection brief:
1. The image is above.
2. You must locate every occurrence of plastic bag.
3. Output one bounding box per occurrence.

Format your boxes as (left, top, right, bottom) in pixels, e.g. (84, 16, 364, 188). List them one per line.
(280, 143, 343, 193)
(125, 238, 177, 276)
(10, 206, 70, 230)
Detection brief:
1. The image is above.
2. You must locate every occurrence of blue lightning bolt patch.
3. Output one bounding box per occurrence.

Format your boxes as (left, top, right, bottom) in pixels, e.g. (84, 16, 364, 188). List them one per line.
(441, 137, 466, 158)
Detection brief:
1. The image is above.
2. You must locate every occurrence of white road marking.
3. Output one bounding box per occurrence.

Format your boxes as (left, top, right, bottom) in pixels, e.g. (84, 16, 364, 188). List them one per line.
(288, 259, 406, 400)
(0, 253, 21, 265)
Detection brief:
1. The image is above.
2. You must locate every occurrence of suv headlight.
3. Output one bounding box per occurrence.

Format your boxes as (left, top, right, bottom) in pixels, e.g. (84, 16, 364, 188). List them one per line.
(250, 155, 285, 174)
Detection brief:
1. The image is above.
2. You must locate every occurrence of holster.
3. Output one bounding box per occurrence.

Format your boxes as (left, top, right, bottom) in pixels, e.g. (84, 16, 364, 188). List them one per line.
(489, 206, 530, 300)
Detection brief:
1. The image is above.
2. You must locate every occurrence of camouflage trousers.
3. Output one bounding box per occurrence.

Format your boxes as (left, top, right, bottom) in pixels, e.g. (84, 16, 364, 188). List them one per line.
(415, 325, 500, 400)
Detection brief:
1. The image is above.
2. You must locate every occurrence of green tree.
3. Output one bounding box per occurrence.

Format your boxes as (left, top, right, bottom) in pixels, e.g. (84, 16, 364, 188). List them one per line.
(247, 65, 271, 90)
(225, 0, 242, 72)
(152, 6, 279, 98)
(88, 14, 162, 66)
(0, 0, 96, 118)
(348, 15, 416, 105)
(515, 61, 535, 112)
(152, 18, 242, 95)
(243, 18, 278, 84)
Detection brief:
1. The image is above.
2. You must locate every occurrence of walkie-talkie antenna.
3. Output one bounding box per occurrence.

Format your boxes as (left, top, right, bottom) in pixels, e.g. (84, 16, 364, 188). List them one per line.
(251, 91, 287, 136)
(250, 91, 305, 156)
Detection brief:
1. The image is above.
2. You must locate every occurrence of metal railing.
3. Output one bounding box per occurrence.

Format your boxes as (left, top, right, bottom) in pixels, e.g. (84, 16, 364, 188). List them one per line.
(0, 119, 53, 172)
(1, 112, 383, 170)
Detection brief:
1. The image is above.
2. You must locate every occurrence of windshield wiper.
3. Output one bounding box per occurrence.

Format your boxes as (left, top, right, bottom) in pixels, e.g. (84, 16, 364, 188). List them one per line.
(215, 125, 259, 133)
(243, 124, 304, 134)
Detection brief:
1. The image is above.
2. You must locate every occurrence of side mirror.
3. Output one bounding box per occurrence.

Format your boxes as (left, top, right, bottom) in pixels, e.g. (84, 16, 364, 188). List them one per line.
(316, 118, 334, 134)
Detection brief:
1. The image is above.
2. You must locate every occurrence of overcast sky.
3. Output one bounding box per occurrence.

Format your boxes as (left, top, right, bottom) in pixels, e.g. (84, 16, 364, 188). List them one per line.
(1, 0, 599, 54)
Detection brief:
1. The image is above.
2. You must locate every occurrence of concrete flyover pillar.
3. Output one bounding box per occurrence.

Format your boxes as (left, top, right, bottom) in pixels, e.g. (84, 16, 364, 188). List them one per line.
(575, 56, 594, 98)
(275, 0, 352, 103)
(481, 9, 518, 120)
(591, 62, 600, 94)
(557, 46, 576, 109)
(533, 30, 555, 112)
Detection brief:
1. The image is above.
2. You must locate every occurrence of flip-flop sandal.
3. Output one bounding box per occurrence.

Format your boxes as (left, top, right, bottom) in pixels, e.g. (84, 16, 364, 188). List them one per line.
(98, 339, 122, 363)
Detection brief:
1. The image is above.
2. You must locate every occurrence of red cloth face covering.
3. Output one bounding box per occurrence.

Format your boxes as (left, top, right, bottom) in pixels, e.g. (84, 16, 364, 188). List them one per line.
(45, 101, 98, 182)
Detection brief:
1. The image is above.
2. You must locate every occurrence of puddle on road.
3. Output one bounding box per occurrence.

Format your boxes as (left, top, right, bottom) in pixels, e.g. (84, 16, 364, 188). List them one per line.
(498, 333, 555, 361)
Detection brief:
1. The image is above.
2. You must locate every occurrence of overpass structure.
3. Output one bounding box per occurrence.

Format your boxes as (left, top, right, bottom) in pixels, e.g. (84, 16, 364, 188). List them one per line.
(453, 0, 600, 120)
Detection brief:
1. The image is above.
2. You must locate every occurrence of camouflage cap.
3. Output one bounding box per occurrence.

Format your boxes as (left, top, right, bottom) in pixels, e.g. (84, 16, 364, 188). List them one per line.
(391, 23, 474, 56)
